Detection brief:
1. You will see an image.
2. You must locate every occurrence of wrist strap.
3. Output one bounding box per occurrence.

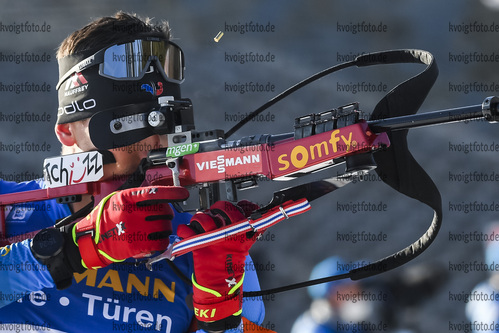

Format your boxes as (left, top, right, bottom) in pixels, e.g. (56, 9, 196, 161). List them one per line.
(74, 230, 104, 270)
(192, 274, 243, 323)
(193, 294, 242, 322)
(73, 192, 117, 269)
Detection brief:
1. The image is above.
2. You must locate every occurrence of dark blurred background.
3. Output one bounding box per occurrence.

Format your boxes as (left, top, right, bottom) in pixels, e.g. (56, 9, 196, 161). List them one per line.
(1, 0, 499, 331)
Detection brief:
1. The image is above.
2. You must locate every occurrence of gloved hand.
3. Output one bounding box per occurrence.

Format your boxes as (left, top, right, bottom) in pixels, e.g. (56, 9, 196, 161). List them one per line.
(32, 186, 189, 290)
(73, 186, 189, 269)
(177, 200, 261, 332)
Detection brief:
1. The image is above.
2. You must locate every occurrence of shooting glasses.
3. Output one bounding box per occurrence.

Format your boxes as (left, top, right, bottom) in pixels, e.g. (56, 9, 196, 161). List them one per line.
(56, 38, 185, 90)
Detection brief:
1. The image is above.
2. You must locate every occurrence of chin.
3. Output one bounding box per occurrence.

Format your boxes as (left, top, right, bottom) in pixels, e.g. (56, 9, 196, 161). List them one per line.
(102, 162, 140, 181)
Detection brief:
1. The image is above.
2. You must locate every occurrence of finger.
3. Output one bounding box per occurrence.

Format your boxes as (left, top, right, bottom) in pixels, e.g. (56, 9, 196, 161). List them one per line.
(124, 186, 189, 206)
(236, 200, 260, 217)
(143, 200, 175, 222)
(142, 216, 173, 236)
(190, 213, 220, 233)
(209, 201, 246, 226)
(154, 186, 190, 201)
(136, 236, 170, 254)
(177, 224, 197, 239)
(145, 213, 174, 221)
(177, 213, 220, 239)
(147, 230, 172, 241)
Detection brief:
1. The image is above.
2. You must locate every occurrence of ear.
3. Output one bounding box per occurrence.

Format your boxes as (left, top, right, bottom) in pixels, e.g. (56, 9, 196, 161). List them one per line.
(55, 123, 77, 147)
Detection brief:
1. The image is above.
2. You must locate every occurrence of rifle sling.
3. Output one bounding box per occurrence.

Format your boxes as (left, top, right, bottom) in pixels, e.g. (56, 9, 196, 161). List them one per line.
(243, 49, 443, 296)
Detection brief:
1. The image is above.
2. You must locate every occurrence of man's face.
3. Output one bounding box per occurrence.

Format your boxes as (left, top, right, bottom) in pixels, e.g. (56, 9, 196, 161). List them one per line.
(58, 118, 167, 179)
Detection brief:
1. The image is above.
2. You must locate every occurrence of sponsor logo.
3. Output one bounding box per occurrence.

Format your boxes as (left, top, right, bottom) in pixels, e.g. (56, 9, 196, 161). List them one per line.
(196, 154, 260, 174)
(64, 72, 89, 96)
(141, 81, 164, 96)
(98, 222, 126, 244)
(165, 143, 199, 157)
(57, 98, 96, 116)
(225, 254, 236, 288)
(11, 208, 28, 220)
(43, 151, 104, 188)
(277, 129, 355, 171)
(131, 188, 158, 196)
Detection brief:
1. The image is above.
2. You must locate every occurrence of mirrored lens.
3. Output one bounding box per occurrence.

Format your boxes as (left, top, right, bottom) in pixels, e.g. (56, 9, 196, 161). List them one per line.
(163, 43, 184, 82)
(101, 40, 184, 82)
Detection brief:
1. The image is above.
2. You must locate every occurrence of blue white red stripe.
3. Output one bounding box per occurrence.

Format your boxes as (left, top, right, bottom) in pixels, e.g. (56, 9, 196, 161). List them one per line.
(170, 199, 311, 258)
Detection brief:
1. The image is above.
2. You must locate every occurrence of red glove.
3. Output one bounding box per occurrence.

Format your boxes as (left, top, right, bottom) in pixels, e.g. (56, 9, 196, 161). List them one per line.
(177, 200, 260, 332)
(73, 186, 189, 269)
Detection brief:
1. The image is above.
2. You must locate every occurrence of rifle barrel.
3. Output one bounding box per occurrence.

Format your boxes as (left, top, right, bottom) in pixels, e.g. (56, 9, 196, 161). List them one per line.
(367, 104, 484, 132)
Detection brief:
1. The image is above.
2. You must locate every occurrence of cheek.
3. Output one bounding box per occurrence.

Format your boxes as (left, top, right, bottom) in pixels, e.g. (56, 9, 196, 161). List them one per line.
(103, 150, 141, 178)
(135, 136, 162, 158)
(114, 147, 142, 167)
(72, 120, 96, 151)
(105, 136, 162, 177)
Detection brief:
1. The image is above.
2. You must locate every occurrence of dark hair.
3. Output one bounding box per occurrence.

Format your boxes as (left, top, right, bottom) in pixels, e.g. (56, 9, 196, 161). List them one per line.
(56, 11, 171, 59)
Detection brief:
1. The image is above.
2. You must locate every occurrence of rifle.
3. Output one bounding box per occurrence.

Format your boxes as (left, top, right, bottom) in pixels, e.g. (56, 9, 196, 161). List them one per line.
(1, 49, 497, 289)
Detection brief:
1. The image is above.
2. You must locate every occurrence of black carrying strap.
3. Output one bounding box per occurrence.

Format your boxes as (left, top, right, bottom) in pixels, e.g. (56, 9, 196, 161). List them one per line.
(243, 49, 442, 297)
(351, 49, 441, 279)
